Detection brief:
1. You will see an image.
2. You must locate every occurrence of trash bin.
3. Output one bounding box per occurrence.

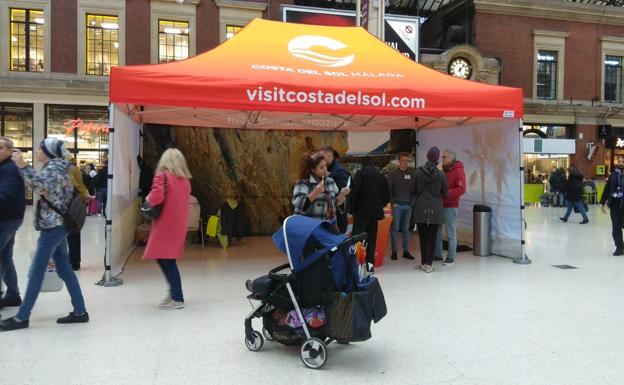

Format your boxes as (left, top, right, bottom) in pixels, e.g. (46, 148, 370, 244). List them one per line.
(473, 205, 492, 256)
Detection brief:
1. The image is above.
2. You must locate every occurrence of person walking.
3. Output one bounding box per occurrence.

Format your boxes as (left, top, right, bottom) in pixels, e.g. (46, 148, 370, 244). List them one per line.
(0, 137, 25, 313)
(559, 165, 589, 224)
(292, 152, 350, 224)
(387, 153, 415, 261)
(67, 156, 90, 271)
(350, 157, 390, 272)
(549, 168, 566, 207)
(0, 138, 88, 331)
(95, 164, 108, 215)
(320, 145, 351, 233)
(601, 159, 624, 256)
(434, 150, 466, 266)
(413, 147, 448, 273)
(144, 149, 192, 310)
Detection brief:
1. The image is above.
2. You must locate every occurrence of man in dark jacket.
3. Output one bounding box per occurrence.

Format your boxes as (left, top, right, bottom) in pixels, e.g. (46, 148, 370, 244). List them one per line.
(559, 166, 588, 224)
(350, 157, 390, 271)
(0, 137, 25, 311)
(601, 159, 624, 256)
(320, 145, 351, 233)
(549, 168, 566, 207)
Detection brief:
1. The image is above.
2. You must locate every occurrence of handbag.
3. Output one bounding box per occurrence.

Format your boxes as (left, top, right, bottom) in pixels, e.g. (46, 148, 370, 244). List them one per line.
(141, 174, 167, 220)
(33, 253, 63, 293)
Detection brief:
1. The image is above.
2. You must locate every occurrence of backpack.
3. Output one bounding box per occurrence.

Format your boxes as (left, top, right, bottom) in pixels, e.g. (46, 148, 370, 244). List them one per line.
(42, 195, 87, 234)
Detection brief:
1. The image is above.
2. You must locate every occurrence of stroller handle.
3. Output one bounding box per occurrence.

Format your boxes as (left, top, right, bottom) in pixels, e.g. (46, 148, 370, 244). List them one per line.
(331, 232, 368, 252)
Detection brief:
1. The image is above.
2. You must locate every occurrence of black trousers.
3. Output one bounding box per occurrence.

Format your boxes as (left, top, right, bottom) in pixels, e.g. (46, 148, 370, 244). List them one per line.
(417, 223, 439, 266)
(610, 203, 624, 251)
(67, 232, 81, 268)
(352, 214, 379, 265)
(337, 212, 348, 234)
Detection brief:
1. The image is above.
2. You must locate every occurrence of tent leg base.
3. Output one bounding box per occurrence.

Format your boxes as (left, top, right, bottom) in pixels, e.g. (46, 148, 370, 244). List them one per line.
(513, 255, 532, 265)
(96, 272, 124, 287)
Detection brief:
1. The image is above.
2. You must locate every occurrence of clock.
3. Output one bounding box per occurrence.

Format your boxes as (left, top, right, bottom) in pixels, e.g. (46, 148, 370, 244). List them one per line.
(448, 58, 473, 80)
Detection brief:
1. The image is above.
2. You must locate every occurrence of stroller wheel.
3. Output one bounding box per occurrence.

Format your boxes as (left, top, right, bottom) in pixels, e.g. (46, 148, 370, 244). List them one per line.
(245, 330, 264, 352)
(262, 327, 274, 341)
(300, 338, 328, 369)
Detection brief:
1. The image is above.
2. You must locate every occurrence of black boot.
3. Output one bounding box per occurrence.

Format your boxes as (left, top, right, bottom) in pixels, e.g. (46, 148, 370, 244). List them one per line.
(57, 312, 90, 324)
(390, 252, 398, 260)
(0, 317, 29, 331)
(403, 251, 415, 260)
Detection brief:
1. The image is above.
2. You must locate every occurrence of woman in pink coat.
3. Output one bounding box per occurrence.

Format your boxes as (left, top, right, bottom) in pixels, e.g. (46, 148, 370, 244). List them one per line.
(143, 148, 192, 310)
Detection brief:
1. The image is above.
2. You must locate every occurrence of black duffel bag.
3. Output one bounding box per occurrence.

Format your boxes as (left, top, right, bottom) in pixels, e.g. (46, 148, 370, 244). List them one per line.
(357, 275, 387, 323)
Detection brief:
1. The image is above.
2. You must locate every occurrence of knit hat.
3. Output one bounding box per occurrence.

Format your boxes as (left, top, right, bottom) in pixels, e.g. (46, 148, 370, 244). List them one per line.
(427, 146, 440, 163)
(40, 137, 68, 159)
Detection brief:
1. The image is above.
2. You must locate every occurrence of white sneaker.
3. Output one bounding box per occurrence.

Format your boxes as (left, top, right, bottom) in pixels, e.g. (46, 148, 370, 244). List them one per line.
(425, 265, 434, 273)
(417, 264, 427, 271)
(160, 296, 172, 306)
(159, 300, 184, 310)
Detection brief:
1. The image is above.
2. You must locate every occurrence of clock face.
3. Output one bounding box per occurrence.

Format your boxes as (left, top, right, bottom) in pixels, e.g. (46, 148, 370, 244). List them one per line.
(448, 58, 473, 80)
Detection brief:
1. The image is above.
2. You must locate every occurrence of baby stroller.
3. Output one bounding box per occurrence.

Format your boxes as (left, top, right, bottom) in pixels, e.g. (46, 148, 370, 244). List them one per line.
(244, 215, 387, 369)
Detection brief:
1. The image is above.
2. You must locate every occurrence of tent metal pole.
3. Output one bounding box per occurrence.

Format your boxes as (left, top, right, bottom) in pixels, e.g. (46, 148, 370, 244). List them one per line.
(356, 0, 361, 26)
(97, 104, 124, 286)
(514, 118, 531, 265)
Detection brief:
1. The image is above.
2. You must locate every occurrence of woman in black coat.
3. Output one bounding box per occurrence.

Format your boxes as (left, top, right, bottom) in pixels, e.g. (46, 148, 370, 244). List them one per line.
(560, 165, 589, 224)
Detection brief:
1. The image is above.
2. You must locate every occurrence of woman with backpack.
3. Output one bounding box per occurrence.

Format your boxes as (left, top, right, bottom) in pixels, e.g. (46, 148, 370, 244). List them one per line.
(0, 138, 88, 331)
(292, 152, 350, 226)
(143, 148, 192, 310)
(413, 147, 448, 273)
(560, 165, 589, 224)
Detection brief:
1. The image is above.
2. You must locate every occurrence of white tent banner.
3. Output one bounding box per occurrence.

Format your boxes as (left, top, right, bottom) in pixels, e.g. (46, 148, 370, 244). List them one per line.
(416, 119, 522, 258)
(109, 104, 141, 274)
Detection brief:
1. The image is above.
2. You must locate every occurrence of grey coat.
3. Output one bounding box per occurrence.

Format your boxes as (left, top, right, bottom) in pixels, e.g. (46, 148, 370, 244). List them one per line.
(413, 161, 448, 225)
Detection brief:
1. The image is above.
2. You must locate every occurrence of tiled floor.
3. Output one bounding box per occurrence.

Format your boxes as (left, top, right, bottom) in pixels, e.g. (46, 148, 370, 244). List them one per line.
(2, 205, 623, 385)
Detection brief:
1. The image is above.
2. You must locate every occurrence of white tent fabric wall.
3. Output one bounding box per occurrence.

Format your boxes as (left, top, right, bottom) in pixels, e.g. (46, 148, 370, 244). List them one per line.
(416, 119, 522, 258)
(109, 104, 142, 275)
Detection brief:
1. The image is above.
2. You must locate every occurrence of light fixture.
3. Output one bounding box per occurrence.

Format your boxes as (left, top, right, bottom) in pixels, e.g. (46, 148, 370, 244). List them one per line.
(101, 22, 118, 30)
(164, 28, 181, 34)
(226, 32, 234, 39)
(113, 42, 119, 48)
(183, 28, 189, 34)
(11, 36, 17, 42)
(34, 17, 44, 24)
(91, 20, 96, 26)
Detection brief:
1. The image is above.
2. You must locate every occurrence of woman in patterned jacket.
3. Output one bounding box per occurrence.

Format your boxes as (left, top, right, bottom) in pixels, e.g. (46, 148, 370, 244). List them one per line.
(292, 152, 350, 224)
(0, 138, 88, 331)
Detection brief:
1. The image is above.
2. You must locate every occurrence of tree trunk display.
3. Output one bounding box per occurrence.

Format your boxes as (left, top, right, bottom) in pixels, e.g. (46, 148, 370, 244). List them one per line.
(143, 124, 348, 235)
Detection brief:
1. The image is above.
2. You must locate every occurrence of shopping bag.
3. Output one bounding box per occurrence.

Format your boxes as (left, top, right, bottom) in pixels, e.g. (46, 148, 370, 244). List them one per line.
(88, 197, 99, 215)
(38, 256, 64, 293)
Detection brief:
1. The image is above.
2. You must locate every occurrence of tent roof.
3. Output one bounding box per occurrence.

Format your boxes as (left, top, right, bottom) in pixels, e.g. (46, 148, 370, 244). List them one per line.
(110, 19, 522, 131)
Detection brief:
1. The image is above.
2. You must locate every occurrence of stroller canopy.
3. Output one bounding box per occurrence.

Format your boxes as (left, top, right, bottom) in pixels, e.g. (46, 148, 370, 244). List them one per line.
(272, 215, 345, 273)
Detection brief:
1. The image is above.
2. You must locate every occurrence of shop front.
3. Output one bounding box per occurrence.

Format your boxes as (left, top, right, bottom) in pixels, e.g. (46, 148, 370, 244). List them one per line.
(523, 137, 576, 203)
(1, 103, 34, 203)
(45, 105, 109, 169)
(604, 133, 624, 175)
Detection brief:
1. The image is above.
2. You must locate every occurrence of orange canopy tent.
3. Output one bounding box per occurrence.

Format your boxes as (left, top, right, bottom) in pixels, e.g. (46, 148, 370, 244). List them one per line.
(100, 19, 528, 286)
(110, 18, 522, 131)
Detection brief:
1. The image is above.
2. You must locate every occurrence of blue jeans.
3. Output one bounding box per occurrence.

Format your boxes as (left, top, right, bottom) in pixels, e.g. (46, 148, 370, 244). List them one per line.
(391, 204, 412, 253)
(16, 226, 86, 321)
(562, 200, 589, 222)
(435, 208, 458, 260)
(157, 259, 184, 302)
(0, 219, 23, 300)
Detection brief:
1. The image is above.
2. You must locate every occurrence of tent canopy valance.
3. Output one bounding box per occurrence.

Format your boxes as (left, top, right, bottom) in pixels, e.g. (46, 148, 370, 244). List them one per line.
(110, 19, 523, 131)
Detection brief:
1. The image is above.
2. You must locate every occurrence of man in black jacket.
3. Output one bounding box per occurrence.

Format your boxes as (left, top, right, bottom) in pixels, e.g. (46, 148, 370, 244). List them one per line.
(350, 157, 390, 271)
(601, 158, 624, 256)
(0, 137, 25, 311)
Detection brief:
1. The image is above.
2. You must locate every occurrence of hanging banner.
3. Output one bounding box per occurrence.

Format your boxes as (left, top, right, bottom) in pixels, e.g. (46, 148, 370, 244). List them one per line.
(282, 5, 419, 61)
(384, 16, 419, 61)
(361, 0, 369, 29)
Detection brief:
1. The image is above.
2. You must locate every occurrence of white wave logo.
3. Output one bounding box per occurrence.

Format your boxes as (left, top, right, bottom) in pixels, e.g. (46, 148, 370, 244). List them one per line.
(288, 35, 354, 68)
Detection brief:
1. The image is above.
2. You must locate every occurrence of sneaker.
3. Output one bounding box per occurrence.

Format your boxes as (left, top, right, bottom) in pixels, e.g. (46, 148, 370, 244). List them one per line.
(159, 300, 184, 310)
(403, 251, 415, 260)
(443, 259, 455, 266)
(417, 264, 427, 272)
(0, 316, 29, 331)
(390, 252, 398, 260)
(433, 256, 443, 262)
(160, 295, 173, 306)
(57, 312, 90, 324)
(580, 219, 589, 224)
(559, 217, 567, 223)
(425, 265, 434, 273)
(0, 296, 22, 310)
(614, 249, 624, 256)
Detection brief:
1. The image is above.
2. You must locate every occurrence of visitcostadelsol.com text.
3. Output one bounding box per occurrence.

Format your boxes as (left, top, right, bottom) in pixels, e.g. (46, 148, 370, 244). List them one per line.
(245, 87, 426, 109)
